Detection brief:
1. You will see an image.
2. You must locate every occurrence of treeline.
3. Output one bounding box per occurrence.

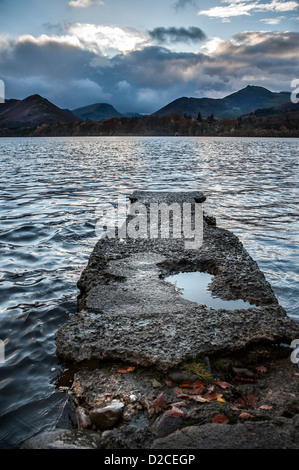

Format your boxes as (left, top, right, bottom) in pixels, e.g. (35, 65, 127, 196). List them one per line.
(0, 110, 298, 137)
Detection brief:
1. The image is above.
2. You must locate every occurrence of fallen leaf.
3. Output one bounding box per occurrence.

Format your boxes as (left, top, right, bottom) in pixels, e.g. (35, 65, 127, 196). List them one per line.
(234, 376, 257, 384)
(193, 386, 206, 395)
(188, 395, 209, 403)
(117, 366, 135, 374)
(207, 385, 215, 393)
(117, 368, 129, 374)
(233, 397, 246, 406)
(166, 406, 184, 418)
(153, 393, 168, 414)
(204, 392, 223, 402)
(152, 379, 162, 388)
(170, 401, 186, 408)
(246, 392, 258, 408)
(239, 412, 254, 420)
(215, 381, 230, 390)
(231, 406, 241, 411)
(256, 366, 267, 374)
(180, 381, 193, 388)
(191, 380, 205, 389)
(165, 380, 173, 387)
(173, 387, 187, 396)
(212, 414, 229, 424)
(217, 397, 226, 403)
(259, 405, 273, 411)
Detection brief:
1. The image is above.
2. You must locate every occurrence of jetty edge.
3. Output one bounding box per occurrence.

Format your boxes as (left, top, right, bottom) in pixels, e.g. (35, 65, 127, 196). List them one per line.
(22, 191, 299, 449)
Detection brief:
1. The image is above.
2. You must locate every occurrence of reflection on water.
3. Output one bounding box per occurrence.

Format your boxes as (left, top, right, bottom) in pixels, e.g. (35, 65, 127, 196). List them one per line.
(165, 271, 254, 310)
(0, 136, 298, 448)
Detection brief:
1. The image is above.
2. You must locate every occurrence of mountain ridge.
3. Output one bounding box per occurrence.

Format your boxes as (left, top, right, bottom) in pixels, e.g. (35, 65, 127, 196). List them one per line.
(71, 103, 124, 121)
(152, 86, 291, 119)
(0, 94, 80, 125)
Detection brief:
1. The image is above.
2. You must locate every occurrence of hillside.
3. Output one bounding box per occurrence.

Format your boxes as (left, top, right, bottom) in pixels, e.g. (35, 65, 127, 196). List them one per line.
(0, 95, 80, 125)
(72, 103, 124, 121)
(153, 86, 291, 119)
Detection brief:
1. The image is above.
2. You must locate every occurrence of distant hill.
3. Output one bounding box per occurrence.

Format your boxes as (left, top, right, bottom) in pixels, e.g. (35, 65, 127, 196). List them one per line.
(249, 100, 299, 117)
(72, 103, 124, 121)
(153, 86, 291, 119)
(0, 95, 80, 125)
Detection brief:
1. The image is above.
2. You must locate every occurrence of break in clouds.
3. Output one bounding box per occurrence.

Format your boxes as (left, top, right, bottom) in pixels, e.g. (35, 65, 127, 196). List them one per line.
(0, 27, 298, 113)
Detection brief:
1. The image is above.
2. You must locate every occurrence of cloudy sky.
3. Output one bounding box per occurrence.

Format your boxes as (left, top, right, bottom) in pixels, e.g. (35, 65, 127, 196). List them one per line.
(0, 0, 298, 113)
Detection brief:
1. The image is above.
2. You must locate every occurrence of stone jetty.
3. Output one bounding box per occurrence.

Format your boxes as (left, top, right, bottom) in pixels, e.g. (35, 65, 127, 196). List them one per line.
(22, 191, 299, 449)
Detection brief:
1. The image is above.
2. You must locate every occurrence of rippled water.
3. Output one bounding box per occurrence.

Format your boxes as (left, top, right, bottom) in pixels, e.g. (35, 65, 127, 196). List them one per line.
(0, 136, 298, 448)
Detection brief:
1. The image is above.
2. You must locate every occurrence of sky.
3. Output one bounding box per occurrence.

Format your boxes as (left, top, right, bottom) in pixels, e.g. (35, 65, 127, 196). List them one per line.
(0, 0, 298, 113)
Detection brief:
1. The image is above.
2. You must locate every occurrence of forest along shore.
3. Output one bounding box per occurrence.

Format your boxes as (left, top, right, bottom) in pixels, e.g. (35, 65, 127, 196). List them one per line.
(22, 191, 299, 449)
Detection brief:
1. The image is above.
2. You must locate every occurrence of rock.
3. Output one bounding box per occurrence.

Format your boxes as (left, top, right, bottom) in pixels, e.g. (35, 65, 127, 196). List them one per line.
(76, 406, 91, 430)
(168, 371, 198, 384)
(232, 367, 255, 377)
(153, 411, 185, 438)
(89, 400, 124, 430)
(56, 191, 298, 371)
(21, 429, 102, 449)
(151, 419, 299, 449)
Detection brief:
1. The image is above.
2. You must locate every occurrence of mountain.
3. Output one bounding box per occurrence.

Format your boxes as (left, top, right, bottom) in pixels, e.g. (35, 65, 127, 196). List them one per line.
(71, 103, 124, 121)
(0, 95, 80, 125)
(152, 86, 291, 119)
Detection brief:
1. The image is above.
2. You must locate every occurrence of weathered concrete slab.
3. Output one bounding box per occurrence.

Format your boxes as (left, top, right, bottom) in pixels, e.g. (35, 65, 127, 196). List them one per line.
(55, 191, 298, 371)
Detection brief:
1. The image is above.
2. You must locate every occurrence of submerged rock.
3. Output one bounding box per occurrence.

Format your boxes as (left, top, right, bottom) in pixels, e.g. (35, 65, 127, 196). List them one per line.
(21, 429, 102, 449)
(56, 191, 298, 370)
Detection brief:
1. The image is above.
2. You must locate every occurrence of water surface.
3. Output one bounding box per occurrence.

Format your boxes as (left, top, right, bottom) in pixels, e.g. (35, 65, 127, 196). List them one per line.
(0, 136, 298, 448)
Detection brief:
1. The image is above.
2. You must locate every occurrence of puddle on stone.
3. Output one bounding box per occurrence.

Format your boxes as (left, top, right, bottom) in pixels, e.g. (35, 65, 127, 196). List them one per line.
(165, 271, 255, 310)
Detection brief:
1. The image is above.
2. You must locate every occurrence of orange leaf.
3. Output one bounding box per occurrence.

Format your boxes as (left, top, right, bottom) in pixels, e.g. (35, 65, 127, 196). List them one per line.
(180, 381, 193, 388)
(215, 381, 230, 390)
(166, 406, 184, 418)
(117, 368, 129, 374)
(212, 414, 229, 424)
(191, 380, 205, 389)
(153, 392, 168, 414)
(117, 366, 135, 374)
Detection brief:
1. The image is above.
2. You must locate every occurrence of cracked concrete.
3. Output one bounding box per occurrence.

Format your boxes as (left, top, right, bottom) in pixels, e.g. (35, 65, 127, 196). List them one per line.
(55, 191, 298, 370)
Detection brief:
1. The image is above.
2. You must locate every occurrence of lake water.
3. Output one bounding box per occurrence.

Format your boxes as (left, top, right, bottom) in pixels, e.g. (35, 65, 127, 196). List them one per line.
(0, 136, 298, 448)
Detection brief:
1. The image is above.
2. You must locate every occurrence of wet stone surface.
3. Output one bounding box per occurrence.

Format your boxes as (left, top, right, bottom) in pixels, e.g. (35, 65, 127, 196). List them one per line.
(22, 191, 299, 449)
(55, 191, 298, 370)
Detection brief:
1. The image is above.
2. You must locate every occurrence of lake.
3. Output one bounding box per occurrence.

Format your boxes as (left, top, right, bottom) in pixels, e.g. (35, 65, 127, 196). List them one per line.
(0, 136, 298, 448)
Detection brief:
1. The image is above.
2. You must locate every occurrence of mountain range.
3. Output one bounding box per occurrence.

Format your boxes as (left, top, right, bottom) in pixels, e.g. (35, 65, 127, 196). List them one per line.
(0, 86, 293, 126)
(153, 86, 291, 119)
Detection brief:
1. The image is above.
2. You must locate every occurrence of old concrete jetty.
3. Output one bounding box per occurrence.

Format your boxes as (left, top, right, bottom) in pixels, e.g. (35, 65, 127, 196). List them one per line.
(22, 191, 299, 449)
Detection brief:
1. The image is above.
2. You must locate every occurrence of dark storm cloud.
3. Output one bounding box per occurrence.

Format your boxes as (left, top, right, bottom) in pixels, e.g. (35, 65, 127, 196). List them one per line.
(149, 26, 206, 43)
(0, 31, 298, 113)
